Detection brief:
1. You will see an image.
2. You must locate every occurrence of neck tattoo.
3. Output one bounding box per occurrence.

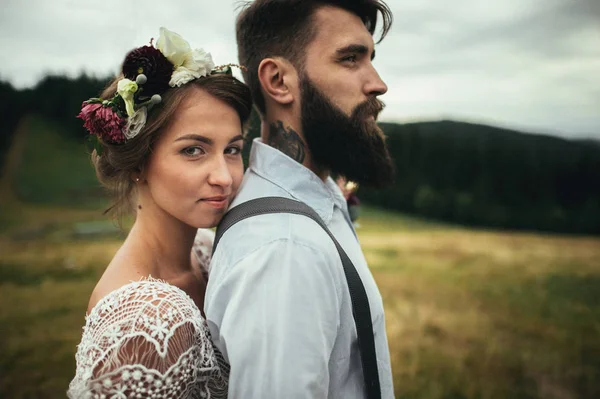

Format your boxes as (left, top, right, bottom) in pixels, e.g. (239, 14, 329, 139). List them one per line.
(268, 120, 306, 164)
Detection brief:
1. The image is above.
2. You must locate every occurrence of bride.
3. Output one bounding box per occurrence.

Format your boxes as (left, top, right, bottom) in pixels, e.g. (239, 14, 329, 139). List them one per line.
(68, 27, 252, 398)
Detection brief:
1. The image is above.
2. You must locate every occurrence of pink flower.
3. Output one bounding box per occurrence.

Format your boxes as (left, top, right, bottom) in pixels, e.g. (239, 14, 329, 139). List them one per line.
(77, 102, 127, 143)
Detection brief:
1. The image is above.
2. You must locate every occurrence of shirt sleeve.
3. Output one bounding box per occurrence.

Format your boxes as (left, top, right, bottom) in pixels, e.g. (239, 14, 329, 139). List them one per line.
(205, 238, 343, 398)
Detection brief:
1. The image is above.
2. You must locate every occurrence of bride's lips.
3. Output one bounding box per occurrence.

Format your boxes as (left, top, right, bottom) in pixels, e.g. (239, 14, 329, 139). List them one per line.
(200, 195, 229, 209)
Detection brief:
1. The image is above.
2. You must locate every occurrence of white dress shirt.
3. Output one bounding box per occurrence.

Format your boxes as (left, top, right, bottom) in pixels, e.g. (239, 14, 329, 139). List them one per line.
(205, 139, 394, 398)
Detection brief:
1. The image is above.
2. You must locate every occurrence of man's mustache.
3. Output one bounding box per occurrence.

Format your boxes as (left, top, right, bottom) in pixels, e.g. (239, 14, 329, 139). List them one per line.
(353, 98, 385, 121)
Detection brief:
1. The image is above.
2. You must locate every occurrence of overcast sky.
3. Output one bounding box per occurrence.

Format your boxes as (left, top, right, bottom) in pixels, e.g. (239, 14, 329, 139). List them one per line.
(1, 0, 598, 138)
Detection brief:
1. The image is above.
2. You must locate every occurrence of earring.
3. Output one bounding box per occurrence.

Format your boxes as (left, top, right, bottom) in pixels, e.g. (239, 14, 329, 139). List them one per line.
(135, 177, 140, 182)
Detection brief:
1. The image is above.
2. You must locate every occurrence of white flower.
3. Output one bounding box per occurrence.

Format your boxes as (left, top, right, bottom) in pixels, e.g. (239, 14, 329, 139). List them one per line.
(125, 107, 147, 140)
(169, 67, 196, 87)
(156, 27, 215, 87)
(170, 48, 215, 87)
(156, 27, 191, 67)
(117, 78, 138, 117)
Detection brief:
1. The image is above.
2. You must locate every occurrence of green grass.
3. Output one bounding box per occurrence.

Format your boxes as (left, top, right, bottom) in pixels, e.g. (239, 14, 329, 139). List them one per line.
(1, 116, 599, 398)
(358, 205, 454, 232)
(14, 115, 105, 207)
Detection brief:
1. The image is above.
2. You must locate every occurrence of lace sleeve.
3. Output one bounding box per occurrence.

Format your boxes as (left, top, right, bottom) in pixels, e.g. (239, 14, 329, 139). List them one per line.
(68, 279, 227, 399)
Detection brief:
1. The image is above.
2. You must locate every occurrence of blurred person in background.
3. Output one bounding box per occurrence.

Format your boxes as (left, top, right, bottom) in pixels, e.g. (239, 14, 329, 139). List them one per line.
(337, 176, 362, 223)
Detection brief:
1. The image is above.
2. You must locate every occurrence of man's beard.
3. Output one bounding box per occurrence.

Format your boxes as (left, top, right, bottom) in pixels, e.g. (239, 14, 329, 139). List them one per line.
(300, 76, 395, 188)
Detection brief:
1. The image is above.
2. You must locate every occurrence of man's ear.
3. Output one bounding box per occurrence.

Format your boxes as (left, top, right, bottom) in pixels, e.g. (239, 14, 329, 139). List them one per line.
(257, 57, 297, 106)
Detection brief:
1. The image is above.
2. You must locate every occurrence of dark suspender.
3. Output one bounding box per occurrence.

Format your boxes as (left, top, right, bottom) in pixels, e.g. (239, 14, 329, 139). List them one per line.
(212, 196, 381, 399)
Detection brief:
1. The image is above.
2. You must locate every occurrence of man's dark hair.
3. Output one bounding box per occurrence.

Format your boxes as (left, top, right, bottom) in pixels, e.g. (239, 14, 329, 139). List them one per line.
(236, 0, 393, 115)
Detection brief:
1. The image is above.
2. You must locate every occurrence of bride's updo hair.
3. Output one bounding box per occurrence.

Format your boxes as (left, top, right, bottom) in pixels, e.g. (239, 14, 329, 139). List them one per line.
(92, 74, 252, 221)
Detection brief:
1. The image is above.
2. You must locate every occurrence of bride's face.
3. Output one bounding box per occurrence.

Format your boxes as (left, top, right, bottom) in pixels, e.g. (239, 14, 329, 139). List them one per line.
(142, 88, 245, 229)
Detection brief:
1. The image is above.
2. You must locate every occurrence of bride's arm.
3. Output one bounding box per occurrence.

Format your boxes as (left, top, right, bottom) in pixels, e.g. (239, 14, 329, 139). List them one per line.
(69, 281, 226, 398)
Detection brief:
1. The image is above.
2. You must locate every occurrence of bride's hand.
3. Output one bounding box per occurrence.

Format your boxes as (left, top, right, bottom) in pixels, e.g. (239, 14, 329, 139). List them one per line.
(191, 228, 216, 281)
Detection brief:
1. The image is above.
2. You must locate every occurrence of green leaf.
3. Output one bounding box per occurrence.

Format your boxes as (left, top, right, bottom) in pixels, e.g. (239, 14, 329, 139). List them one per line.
(86, 135, 104, 156)
(212, 66, 232, 75)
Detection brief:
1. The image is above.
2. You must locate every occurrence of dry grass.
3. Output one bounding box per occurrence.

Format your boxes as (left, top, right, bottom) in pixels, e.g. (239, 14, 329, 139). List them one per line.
(359, 220, 600, 399)
(1, 204, 599, 398)
(0, 233, 121, 397)
(3, 115, 598, 397)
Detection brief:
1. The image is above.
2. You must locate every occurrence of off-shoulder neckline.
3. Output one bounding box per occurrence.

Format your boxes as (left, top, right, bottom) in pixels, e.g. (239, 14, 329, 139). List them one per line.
(86, 276, 199, 319)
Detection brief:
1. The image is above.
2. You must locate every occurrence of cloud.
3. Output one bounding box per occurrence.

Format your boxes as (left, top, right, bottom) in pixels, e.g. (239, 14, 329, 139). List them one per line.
(376, 0, 600, 137)
(0, 0, 242, 85)
(0, 0, 597, 138)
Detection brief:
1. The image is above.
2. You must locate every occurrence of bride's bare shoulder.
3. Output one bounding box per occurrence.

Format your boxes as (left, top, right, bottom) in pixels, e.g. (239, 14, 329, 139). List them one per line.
(86, 252, 152, 314)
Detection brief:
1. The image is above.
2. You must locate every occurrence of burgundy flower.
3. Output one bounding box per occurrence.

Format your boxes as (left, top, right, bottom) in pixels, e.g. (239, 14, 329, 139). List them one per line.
(77, 102, 127, 144)
(122, 45, 173, 96)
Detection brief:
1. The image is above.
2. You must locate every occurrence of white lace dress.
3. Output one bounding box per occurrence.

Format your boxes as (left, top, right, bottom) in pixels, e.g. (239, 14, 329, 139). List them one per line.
(68, 229, 226, 399)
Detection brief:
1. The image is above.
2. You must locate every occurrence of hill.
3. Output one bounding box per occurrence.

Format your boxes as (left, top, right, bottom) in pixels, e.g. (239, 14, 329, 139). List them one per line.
(362, 120, 600, 234)
(1, 75, 599, 235)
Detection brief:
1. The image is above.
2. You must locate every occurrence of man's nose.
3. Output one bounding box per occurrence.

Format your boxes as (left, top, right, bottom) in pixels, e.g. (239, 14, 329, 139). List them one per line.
(364, 65, 388, 97)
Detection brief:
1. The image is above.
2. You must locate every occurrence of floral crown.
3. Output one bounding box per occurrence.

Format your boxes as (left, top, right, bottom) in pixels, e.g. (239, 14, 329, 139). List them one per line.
(78, 27, 245, 146)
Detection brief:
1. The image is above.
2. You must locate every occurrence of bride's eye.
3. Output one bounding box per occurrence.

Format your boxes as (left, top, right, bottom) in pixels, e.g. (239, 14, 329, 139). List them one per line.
(182, 146, 205, 157)
(225, 145, 242, 156)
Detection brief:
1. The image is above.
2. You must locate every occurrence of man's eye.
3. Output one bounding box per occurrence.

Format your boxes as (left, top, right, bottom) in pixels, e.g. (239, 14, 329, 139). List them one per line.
(342, 55, 358, 63)
(182, 147, 205, 156)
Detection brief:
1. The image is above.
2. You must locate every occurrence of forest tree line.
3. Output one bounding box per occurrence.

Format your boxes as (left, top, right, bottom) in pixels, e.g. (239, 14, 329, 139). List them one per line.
(1, 74, 599, 234)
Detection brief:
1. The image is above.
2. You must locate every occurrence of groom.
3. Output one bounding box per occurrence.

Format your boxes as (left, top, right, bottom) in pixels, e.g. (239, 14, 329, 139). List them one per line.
(205, 0, 396, 397)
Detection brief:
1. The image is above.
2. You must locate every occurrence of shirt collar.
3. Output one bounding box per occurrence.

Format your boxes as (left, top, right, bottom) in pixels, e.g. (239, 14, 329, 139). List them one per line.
(248, 138, 347, 224)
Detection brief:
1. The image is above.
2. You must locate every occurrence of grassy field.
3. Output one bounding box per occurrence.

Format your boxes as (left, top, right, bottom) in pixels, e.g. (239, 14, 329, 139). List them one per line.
(1, 117, 599, 398)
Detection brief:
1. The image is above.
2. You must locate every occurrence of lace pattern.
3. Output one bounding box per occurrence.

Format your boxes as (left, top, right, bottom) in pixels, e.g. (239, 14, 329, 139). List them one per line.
(68, 278, 228, 398)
